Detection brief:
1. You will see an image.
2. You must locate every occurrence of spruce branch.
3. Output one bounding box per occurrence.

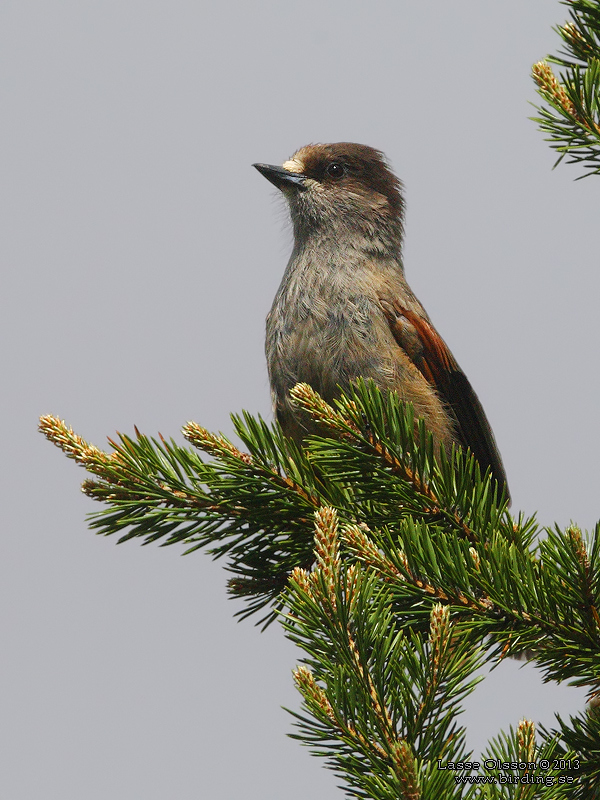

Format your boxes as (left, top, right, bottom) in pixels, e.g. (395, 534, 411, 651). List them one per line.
(38, 381, 518, 623)
(532, 0, 600, 177)
(542, 710, 600, 794)
(285, 512, 481, 799)
(291, 380, 513, 548)
(39, 387, 599, 668)
(479, 720, 580, 798)
(345, 515, 600, 677)
(40, 382, 600, 795)
(39, 413, 328, 622)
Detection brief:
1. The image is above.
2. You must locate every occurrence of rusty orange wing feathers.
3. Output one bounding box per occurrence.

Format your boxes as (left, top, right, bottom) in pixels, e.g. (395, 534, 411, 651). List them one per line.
(380, 300, 510, 501)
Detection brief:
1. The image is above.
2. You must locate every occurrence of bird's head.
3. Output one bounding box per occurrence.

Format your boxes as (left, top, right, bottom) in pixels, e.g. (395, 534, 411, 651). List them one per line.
(254, 143, 404, 252)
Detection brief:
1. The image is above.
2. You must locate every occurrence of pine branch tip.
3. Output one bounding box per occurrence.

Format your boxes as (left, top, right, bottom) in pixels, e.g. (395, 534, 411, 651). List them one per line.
(313, 507, 341, 585)
(183, 421, 252, 463)
(39, 414, 107, 467)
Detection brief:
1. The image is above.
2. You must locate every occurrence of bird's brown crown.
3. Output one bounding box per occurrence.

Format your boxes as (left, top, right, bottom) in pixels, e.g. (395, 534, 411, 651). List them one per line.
(284, 142, 404, 219)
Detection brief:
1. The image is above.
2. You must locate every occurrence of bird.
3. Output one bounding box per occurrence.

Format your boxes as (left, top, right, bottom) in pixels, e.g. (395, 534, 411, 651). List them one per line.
(253, 143, 509, 500)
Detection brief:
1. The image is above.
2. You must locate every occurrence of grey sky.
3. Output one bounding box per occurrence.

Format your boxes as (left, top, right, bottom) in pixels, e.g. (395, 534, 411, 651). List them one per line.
(2, 1, 598, 798)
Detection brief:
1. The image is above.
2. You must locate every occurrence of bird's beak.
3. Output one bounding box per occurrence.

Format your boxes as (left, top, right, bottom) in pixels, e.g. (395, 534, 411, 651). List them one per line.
(253, 163, 308, 191)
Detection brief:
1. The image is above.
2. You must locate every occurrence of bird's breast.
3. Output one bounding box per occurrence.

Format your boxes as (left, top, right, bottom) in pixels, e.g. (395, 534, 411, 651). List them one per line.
(266, 261, 395, 403)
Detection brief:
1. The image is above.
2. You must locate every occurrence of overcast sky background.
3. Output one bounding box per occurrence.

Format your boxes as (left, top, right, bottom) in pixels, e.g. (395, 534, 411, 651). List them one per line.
(2, 1, 598, 798)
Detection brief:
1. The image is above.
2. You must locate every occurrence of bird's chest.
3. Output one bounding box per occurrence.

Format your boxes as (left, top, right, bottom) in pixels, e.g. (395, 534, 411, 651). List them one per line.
(266, 268, 386, 399)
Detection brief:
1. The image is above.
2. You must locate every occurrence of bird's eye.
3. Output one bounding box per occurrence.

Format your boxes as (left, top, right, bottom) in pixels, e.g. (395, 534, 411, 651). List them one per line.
(326, 162, 346, 179)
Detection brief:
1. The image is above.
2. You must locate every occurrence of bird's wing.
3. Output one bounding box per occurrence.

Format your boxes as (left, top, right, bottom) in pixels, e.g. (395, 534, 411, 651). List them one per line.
(379, 298, 509, 500)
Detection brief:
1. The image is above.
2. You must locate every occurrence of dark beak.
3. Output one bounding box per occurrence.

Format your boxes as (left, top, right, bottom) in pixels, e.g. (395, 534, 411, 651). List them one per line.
(253, 163, 307, 191)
